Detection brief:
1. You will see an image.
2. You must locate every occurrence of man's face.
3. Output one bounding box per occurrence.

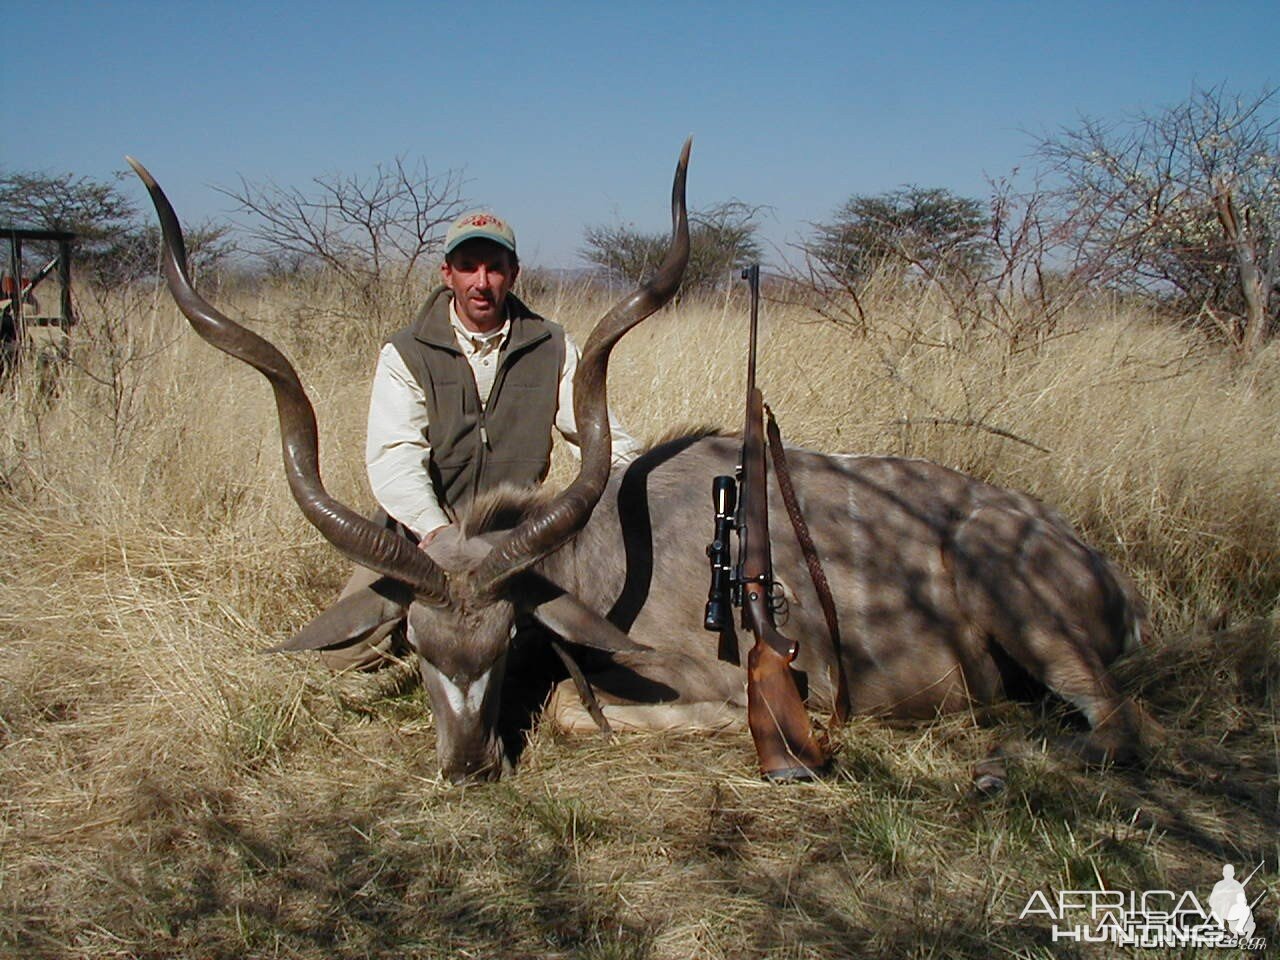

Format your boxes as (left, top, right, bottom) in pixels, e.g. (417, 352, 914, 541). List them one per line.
(441, 240, 519, 332)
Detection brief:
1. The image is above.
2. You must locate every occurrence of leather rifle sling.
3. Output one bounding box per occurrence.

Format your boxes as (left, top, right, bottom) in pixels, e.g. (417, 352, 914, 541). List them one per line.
(764, 405, 851, 725)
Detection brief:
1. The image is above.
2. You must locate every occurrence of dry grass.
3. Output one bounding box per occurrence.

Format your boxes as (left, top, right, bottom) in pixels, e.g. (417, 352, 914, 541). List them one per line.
(1, 273, 1277, 958)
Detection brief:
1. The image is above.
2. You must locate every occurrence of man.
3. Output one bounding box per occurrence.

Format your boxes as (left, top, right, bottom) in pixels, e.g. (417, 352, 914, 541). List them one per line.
(319, 210, 640, 670)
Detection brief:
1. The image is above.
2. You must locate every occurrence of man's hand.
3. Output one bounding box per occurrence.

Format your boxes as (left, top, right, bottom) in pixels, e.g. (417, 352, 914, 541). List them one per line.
(416, 524, 489, 568)
(419, 525, 449, 550)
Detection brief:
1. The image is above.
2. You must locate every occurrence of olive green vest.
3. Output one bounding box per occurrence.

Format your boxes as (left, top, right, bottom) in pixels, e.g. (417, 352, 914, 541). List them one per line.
(387, 286, 566, 517)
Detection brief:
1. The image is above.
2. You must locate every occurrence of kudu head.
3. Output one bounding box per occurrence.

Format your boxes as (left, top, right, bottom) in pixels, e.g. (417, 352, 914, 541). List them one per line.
(129, 142, 691, 783)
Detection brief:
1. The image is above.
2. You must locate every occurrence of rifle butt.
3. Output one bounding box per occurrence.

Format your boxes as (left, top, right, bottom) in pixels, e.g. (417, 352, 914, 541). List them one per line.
(746, 640, 829, 781)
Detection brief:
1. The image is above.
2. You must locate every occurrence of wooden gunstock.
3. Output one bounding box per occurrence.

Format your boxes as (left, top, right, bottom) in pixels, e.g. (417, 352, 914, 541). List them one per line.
(744, 615, 829, 780)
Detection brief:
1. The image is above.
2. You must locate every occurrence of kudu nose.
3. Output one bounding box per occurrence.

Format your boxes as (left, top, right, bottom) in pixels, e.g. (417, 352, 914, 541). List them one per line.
(445, 743, 506, 785)
(447, 761, 502, 786)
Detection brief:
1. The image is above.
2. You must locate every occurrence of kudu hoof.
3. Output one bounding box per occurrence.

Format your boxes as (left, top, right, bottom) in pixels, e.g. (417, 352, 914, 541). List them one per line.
(761, 763, 827, 783)
(1080, 700, 1166, 767)
(970, 744, 1012, 799)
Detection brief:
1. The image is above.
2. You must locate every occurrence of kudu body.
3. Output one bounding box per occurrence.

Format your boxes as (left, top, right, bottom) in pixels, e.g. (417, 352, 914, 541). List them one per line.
(540, 436, 1151, 752)
(131, 145, 1155, 784)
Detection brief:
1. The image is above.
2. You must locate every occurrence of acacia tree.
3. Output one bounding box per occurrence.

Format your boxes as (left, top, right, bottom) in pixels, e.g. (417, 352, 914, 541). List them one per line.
(807, 186, 994, 285)
(1036, 84, 1279, 355)
(218, 157, 465, 313)
(583, 200, 764, 294)
(0, 169, 233, 284)
(0, 170, 136, 236)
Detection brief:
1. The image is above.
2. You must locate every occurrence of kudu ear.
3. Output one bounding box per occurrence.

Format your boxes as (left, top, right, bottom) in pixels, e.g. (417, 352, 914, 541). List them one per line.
(418, 529, 651, 654)
(268, 576, 412, 653)
(513, 572, 652, 654)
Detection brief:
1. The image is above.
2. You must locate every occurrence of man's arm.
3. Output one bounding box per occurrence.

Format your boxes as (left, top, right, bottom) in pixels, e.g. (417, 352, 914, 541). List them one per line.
(365, 343, 452, 540)
(554, 334, 643, 463)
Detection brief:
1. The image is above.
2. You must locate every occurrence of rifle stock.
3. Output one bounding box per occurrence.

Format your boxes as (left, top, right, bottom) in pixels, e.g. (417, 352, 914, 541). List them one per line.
(746, 633, 827, 778)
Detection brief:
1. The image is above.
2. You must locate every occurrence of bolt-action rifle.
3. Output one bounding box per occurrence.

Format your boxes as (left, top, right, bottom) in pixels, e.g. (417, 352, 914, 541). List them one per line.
(703, 265, 830, 780)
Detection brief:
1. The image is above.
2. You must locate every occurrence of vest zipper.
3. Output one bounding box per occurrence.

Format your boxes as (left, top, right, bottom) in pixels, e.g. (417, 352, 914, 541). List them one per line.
(473, 342, 510, 501)
(472, 380, 488, 505)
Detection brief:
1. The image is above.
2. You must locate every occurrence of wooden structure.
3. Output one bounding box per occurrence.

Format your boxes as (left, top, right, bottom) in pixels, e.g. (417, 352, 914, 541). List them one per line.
(2, 226, 77, 370)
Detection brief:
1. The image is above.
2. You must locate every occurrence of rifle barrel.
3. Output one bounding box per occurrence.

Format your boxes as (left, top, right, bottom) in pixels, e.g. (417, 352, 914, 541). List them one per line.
(741, 264, 760, 397)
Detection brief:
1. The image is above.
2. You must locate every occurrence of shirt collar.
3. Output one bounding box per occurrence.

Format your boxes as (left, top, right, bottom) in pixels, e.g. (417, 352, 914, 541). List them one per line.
(448, 298, 510, 353)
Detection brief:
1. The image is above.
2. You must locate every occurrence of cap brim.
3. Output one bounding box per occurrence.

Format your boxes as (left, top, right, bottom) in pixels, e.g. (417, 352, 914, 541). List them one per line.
(444, 231, 517, 256)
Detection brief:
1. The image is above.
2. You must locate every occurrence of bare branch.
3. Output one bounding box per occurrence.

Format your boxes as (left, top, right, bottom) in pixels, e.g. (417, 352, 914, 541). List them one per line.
(884, 417, 1051, 454)
(216, 158, 466, 315)
(1033, 83, 1279, 354)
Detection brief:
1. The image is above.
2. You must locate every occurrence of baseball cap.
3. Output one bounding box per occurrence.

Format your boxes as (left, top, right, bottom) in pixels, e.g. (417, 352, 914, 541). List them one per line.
(444, 211, 517, 257)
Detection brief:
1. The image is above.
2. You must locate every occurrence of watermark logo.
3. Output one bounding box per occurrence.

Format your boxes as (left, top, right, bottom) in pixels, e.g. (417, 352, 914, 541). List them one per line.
(1020, 861, 1268, 950)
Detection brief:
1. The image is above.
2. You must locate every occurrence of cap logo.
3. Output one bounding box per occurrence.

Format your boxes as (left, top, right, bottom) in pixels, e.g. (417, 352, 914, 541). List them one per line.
(445, 210, 516, 255)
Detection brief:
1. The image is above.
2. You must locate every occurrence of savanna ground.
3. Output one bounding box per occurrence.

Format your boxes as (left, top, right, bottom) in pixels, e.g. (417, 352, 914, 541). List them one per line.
(1, 269, 1277, 958)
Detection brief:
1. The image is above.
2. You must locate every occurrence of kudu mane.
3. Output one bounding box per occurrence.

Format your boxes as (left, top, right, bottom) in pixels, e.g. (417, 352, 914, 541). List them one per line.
(459, 487, 557, 539)
(460, 425, 726, 540)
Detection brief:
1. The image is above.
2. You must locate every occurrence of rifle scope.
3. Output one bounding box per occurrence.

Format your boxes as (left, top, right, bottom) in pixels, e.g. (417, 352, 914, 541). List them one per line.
(703, 474, 738, 632)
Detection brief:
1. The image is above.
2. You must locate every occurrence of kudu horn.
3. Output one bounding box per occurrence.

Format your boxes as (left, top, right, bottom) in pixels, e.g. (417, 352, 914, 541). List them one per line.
(126, 156, 451, 605)
(472, 138, 692, 597)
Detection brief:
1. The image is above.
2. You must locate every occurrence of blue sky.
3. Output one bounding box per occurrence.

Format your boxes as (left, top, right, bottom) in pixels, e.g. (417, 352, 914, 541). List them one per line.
(2, 0, 1276, 267)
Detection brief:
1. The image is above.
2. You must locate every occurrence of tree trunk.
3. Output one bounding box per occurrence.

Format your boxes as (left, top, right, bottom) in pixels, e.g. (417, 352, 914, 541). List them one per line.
(1212, 183, 1268, 357)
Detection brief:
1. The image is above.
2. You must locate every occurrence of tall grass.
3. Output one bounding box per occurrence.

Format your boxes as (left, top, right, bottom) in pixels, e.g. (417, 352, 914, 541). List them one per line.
(1, 272, 1276, 958)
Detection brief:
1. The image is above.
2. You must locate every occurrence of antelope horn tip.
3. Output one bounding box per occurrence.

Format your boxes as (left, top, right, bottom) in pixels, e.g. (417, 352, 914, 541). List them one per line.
(125, 156, 156, 187)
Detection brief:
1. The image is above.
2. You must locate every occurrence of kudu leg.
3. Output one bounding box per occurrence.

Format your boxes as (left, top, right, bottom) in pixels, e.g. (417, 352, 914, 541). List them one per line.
(949, 506, 1161, 764)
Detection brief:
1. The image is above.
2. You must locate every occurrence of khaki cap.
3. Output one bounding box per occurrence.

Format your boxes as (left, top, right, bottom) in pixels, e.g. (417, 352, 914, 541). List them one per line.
(444, 211, 516, 256)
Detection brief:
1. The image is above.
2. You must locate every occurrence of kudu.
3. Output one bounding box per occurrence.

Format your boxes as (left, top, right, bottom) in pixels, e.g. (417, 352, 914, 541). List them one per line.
(131, 144, 1158, 785)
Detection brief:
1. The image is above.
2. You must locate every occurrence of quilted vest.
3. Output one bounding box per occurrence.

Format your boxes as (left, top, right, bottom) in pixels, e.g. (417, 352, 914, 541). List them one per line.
(386, 286, 566, 516)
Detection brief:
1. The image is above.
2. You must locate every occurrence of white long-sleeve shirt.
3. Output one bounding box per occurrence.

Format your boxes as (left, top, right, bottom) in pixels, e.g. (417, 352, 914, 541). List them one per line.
(365, 304, 641, 538)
